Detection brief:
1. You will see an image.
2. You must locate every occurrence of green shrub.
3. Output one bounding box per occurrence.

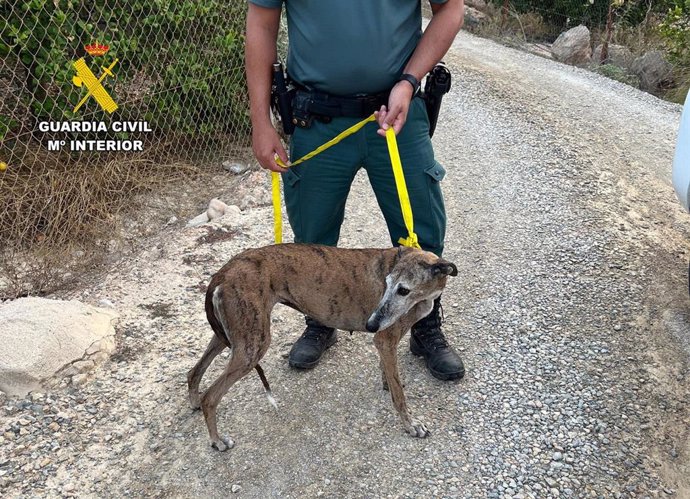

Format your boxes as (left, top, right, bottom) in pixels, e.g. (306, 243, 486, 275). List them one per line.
(659, 1, 690, 66)
(592, 63, 640, 87)
(0, 0, 249, 143)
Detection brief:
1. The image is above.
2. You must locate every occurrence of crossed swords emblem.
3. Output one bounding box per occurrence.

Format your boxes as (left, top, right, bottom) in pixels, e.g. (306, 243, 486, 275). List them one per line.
(72, 57, 119, 114)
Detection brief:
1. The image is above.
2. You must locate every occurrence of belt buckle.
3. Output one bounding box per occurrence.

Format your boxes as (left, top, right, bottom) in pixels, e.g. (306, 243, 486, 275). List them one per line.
(361, 94, 380, 116)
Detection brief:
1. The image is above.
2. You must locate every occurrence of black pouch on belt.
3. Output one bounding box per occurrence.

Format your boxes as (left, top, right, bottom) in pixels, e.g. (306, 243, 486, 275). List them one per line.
(292, 87, 391, 128)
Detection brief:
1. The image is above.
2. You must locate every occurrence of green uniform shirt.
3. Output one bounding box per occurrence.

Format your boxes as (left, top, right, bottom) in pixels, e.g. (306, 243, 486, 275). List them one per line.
(249, 0, 448, 96)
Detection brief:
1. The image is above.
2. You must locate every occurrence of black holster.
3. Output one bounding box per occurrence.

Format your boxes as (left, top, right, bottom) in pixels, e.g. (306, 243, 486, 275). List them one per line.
(271, 62, 296, 135)
(422, 63, 452, 138)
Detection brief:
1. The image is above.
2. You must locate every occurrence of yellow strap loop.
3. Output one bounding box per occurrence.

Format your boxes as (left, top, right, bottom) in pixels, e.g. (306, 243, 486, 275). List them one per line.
(385, 127, 421, 249)
(271, 113, 419, 249)
(271, 170, 282, 244)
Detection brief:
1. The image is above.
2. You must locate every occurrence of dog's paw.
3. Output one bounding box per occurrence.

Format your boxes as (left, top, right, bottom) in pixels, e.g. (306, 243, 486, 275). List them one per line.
(211, 435, 235, 452)
(407, 421, 430, 438)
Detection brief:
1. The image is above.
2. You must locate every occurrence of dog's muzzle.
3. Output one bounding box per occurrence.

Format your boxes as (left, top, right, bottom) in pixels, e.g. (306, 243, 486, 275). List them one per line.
(365, 314, 380, 333)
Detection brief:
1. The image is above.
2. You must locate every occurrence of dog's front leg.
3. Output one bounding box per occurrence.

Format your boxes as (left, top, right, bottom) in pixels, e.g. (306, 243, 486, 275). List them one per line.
(373, 327, 429, 438)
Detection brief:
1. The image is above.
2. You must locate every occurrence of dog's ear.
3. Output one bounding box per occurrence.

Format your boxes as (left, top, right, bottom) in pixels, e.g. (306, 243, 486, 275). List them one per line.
(431, 260, 458, 277)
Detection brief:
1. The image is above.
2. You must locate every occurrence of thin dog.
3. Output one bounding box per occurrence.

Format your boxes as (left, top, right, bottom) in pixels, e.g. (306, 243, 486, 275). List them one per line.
(187, 243, 458, 451)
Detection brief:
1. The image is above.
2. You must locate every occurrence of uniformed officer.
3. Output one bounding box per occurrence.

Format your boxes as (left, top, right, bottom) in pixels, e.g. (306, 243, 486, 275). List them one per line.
(246, 0, 465, 381)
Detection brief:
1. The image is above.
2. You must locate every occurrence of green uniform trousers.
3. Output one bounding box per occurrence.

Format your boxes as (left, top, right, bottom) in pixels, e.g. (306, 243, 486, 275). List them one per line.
(283, 96, 447, 257)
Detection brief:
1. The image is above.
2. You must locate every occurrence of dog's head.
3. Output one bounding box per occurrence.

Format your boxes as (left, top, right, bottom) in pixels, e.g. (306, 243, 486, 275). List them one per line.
(365, 248, 457, 333)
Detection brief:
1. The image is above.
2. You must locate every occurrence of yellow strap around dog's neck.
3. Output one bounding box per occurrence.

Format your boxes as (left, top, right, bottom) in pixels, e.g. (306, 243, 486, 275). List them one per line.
(271, 113, 420, 249)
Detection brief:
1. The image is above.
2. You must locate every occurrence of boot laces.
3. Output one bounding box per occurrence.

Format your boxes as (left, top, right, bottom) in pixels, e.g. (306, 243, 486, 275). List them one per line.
(414, 300, 449, 350)
(303, 324, 332, 343)
(415, 324, 449, 350)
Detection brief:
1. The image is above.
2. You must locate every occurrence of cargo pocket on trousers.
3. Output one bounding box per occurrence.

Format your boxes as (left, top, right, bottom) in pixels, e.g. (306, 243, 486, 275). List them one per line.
(424, 162, 446, 183)
(284, 167, 301, 187)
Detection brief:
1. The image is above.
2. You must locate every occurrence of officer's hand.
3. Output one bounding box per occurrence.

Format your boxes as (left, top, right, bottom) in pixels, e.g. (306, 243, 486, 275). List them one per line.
(375, 81, 414, 137)
(252, 122, 291, 172)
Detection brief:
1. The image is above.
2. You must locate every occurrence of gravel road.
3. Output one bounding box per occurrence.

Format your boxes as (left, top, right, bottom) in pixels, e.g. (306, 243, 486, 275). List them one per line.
(2, 31, 690, 498)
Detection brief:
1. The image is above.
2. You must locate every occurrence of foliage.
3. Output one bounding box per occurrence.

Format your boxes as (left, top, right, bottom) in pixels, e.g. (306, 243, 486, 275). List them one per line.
(0, 0, 249, 142)
(592, 63, 640, 86)
(489, 0, 612, 30)
(659, 1, 690, 66)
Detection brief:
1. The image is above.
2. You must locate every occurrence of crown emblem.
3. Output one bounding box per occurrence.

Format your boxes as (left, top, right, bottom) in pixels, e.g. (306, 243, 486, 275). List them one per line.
(84, 42, 109, 57)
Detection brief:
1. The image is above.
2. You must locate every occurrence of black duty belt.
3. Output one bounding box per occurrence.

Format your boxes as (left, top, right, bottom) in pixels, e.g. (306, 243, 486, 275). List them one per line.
(292, 82, 391, 122)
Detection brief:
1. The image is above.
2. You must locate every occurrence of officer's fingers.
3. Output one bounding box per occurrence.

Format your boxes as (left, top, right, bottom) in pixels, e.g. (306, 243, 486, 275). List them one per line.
(267, 162, 289, 173)
(376, 107, 388, 128)
(384, 101, 404, 125)
(256, 149, 287, 172)
(263, 155, 288, 173)
(274, 143, 290, 167)
(392, 113, 407, 135)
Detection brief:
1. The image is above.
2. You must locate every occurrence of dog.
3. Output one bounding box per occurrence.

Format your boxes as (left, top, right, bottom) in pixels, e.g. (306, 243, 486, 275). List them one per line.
(187, 243, 458, 451)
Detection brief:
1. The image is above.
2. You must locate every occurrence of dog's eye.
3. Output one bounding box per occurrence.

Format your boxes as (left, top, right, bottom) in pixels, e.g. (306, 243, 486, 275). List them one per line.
(397, 286, 410, 296)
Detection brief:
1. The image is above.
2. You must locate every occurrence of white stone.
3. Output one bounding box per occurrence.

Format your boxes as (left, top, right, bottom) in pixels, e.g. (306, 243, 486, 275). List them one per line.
(207, 198, 228, 221)
(0, 297, 118, 396)
(186, 212, 209, 228)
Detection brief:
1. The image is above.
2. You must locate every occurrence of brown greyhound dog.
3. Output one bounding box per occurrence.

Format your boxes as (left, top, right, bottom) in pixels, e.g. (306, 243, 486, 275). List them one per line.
(187, 243, 458, 451)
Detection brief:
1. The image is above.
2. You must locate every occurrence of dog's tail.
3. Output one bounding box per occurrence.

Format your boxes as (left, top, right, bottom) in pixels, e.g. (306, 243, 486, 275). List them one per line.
(255, 364, 277, 410)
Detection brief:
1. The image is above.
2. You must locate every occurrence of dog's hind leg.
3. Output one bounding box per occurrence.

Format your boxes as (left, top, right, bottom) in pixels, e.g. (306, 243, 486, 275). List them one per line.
(374, 327, 429, 438)
(187, 334, 227, 410)
(201, 299, 272, 452)
(201, 337, 270, 451)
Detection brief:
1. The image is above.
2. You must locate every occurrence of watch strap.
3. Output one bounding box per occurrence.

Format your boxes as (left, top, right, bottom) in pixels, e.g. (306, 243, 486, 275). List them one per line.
(398, 73, 421, 95)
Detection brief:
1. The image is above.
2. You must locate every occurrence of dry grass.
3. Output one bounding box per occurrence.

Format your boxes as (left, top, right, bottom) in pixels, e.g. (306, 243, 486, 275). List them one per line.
(0, 146, 201, 298)
(472, 4, 556, 44)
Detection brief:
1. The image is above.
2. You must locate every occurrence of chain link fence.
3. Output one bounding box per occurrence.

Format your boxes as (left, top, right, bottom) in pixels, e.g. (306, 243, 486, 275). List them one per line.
(0, 1, 251, 256)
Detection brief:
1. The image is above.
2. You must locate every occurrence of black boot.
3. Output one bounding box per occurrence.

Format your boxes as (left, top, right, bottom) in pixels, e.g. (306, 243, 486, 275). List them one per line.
(288, 316, 337, 369)
(410, 297, 465, 381)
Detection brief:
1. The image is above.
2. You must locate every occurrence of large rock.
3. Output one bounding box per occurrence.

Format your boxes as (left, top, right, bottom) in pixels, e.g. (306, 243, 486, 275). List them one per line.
(0, 297, 118, 395)
(465, 0, 488, 12)
(593, 43, 633, 68)
(551, 25, 592, 66)
(464, 6, 489, 31)
(631, 51, 673, 93)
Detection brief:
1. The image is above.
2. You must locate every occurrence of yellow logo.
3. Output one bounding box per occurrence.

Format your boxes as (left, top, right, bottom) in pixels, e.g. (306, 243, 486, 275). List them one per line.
(72, 42, 118, 114)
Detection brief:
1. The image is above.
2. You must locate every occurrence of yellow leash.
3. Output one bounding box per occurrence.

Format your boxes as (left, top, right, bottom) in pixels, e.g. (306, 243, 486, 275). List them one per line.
(384, 127, 421, 249)
(272, 114, 420, 249)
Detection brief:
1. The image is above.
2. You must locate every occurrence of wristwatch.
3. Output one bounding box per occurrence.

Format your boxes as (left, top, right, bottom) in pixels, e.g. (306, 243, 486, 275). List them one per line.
(398, 73, 421, 96)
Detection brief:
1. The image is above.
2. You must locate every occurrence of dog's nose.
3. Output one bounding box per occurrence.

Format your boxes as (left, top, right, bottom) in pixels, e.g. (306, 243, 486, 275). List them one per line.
(365, 318, 379, 333)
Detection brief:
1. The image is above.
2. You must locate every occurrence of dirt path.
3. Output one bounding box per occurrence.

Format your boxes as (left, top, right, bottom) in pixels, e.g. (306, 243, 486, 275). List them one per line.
(2, 31, 689, 498)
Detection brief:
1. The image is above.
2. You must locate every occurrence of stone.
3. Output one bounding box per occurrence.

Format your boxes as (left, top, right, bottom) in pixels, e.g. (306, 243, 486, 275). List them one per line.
(593, 43, 632, 67)
(218, 205, 242, 225)
(186, 212, 209, 228)
(222, 161, 250, 175)
(72, 360, 95, 373)
(90, 352, 110, 364)
(0, 298, 118, 396)
(630, 51, 673, 93)
(465, 0, 487, 11)
(71, 374, 89, 386)
(464, 6, 488, 31)
(551, 25, 592, 66)
(207, 198, 228, 221)
(96, 337, 116, 354)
